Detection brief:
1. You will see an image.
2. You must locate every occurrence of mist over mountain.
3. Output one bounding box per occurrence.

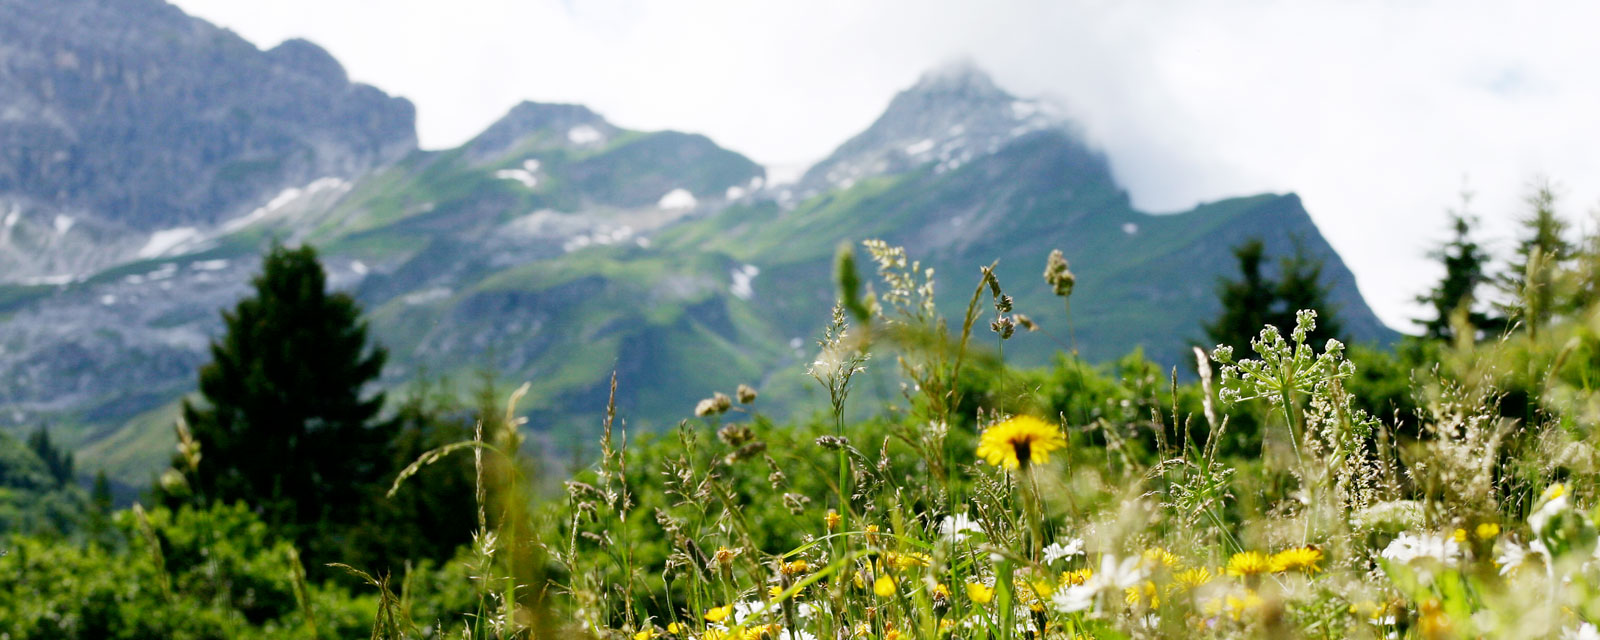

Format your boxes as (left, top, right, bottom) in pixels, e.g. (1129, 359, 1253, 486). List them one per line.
(0, 0, 1395, 485)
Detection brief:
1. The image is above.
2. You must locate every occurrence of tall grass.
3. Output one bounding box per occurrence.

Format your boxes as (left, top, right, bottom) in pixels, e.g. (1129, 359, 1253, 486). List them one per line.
(360, 235, 1600, 639)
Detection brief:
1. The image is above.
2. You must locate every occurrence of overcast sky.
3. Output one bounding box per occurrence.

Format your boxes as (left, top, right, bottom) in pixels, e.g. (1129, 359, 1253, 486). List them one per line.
(168, 0, 1600, 331)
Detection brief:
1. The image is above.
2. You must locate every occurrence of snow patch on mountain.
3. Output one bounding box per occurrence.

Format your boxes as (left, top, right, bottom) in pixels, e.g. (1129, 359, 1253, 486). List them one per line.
(139, 227, 200, 258)
(568, 125, 603, 145)
(730, 264, 760, 300)
(657, 188, 697, 210)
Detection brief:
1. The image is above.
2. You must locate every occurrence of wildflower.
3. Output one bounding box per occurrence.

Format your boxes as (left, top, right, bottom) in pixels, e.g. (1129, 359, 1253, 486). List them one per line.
(736, 384, 758, 404)
(1564, 622, 1600, 640)
(1495, 541, 1531, 576)
(873, 575, 896, 598)
(705, 605, 734, 622)
(781, 559, 809, 576)
(1226, 551, 1273, 577)
(939, 513, 984, 540)
(865, 524, 882, 546)
(1141, 547, 1180, 569)
(1531, 483, 1571, 535)
(966, 581, 994, 604)
(1270, 546, 1323, 574)
(932, 583, 951, 606)
(1124, 580, 1160, 607)
(1061, 567, 1093, 586)
(1381, 532, 1459, 567)
(1417, 598, 1453, 638)
(768, 585, 784, 601)
(1477, 523, 1501, 540)
(668, 622, 682, 634)
(885, 552, 930, 571)
(1452, 528, 1468, 543)
(976, 415, 1066, 470)
(712, 546, 742, 570)
(825, 510, 842, 532)
(1174, 567, 1212, 589)
(1043, 538, 1085, 564)
(1052, 554, 1145, 613)
(634, 630, 653, 640)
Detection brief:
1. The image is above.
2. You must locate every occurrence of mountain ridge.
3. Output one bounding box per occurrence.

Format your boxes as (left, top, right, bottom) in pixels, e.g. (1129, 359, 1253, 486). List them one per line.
(0, 1, 1397, 488)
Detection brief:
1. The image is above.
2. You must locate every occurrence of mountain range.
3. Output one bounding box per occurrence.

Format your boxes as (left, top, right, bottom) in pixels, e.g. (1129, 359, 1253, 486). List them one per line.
(0, 0, 1397, 486)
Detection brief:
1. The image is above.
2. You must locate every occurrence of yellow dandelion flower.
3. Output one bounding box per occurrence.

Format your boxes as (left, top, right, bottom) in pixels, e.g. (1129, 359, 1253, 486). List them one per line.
(976, 415, 1066, 470)
(704, 630, 730, 640)
(825, 510, 841, 532)
(885, 551, 931, 571)
(782, 559, 809, 575)
(1269, 546, 1323, 574)
(1452, 528, 1468, 543)
(705, 604, 734, 623)
(1477, 522, 1500, 540)
(667, 622, 682, 635)
(1174, 567, 1212, 589)
(865, 524, 882, 546)
(712, 546, 741, 569)
(852, 622, 871, 637)
(1061, 567, 1094, 586)
(768, 585, 784, 601)
(966, 581, 994, 604)
(634, 630, 653, 640)
(884, 630, 903, 640)
(1226, 551, 1272, 577)
(1142, 547, 1181, 569)
(874, 575, 897, 598)
(933, 583, 951, 603)
(1124, 580, 1160, 607)
(743, 624, 781, 640)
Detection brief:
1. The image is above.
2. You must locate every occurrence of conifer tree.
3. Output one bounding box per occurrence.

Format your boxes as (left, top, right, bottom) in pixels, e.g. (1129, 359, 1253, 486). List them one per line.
(1205, 238, 1343, 352)
(1416, 196, 1493, 342)
(177, 242, 391, 556)
(1497, 181, 1575, 336)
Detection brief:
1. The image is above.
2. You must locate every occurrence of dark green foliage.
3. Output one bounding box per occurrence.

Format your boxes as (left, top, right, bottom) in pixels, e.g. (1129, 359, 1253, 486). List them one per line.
(0, 502, 380, 639)
(175, 242, 391, 568)
(342, 380, 479, 576)
(1497, 181, 1576, 333)
(1415, 206, 1495, 341)
(26, 426, 74, 487)
(1205, 238, 1344, 353)
(0, 430, 89, 536)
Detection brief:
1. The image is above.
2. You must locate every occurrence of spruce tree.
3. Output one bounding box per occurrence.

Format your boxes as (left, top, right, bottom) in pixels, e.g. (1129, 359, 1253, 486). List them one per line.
(1415, 197, 1493, 342)
(178, 242, 391, 556)
(1205, 240, 1276, 351)
(1497, 181, 1574, 336)
(1205, 238, 1343, 352)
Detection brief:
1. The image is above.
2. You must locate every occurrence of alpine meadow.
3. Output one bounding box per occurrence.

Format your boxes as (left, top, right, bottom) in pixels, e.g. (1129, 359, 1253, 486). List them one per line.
(4, 1, 1600, 639)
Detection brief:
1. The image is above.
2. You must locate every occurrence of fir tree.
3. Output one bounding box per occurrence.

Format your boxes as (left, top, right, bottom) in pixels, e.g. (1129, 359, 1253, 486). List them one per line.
(1415, 196, 1494, 342)
(1497, 180, 1575, 336)
(1205, 238, 1343, 352)
(26, 426, 74, 487)
(177, 242, 391, 561)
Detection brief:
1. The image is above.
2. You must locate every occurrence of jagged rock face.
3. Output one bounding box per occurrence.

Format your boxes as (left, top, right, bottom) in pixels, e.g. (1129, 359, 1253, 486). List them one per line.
(0, 0, 416, 282)
(793, 62, 1064, 198)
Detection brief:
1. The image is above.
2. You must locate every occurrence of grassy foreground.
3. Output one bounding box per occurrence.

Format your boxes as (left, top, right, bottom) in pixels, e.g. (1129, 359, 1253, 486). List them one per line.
(6, 236, 1600, 639)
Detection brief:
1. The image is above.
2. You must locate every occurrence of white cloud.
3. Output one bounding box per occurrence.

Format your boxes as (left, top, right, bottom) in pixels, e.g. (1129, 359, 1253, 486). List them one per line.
(168, 0, 1600, 330)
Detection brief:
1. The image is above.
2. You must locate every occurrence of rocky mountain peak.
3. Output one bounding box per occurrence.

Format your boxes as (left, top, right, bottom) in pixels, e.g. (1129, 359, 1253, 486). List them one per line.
(265, 38, 348, 85)
(791, 62, 1069, 198)
(462, 101, 620, 163)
